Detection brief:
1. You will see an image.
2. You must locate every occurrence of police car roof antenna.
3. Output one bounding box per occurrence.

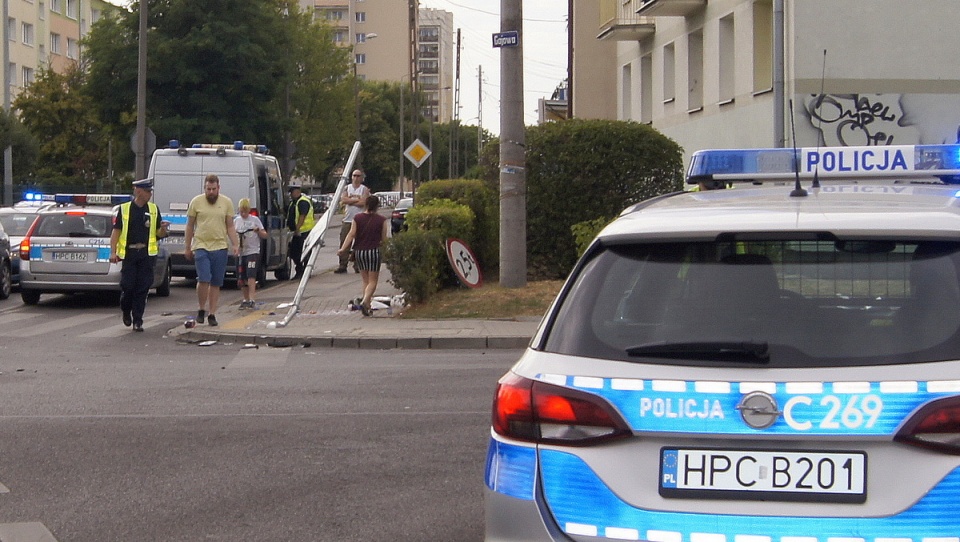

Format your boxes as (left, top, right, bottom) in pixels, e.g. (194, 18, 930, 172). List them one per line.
(788, 98, 808, 198)
(811, 49, 828, 189)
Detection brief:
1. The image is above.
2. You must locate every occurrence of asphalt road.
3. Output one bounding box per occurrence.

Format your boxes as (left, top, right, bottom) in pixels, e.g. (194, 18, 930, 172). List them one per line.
(0, 284, 518, 541)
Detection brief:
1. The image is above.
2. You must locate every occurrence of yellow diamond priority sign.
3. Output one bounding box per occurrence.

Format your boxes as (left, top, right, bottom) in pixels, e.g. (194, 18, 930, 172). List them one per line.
(404, 139, 432, 168)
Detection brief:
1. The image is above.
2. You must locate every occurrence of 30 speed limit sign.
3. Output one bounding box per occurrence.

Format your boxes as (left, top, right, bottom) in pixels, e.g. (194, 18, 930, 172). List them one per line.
(445, 238, 483, 288)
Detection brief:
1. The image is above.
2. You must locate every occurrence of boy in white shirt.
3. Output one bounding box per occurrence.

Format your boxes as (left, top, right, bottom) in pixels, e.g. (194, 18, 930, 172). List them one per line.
(234, 198, 268, 308)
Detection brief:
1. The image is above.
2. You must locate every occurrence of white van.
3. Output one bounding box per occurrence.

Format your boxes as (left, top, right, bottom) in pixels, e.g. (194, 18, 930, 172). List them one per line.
(148, 141, 292, 281)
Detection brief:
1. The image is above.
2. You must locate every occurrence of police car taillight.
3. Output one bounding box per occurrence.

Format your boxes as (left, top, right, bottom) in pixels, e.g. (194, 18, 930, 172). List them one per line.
(492, 373, 631, 446)
(19, 219, 39, 261)
(895, 396, 960, 455)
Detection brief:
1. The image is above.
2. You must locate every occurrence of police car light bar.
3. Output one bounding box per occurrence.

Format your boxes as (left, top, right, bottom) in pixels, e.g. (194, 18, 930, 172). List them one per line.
(41, 194, 133, 205)
(191, 142, 270, 154)
(686, 145, 960, 185)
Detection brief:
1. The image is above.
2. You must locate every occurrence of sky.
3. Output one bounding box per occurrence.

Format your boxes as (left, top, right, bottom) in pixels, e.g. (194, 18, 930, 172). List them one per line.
(107, 1, 569, 137)
(419, 0, 569, 135)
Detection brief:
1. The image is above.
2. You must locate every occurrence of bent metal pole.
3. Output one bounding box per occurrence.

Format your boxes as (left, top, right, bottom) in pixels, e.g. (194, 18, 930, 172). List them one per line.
(275, 141, 362, 328)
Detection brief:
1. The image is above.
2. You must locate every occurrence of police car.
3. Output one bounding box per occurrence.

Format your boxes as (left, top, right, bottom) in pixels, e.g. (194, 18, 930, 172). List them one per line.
(486, 144, 960, 541)
(0, 197, 58, 287)
(17, 194, 172, 305)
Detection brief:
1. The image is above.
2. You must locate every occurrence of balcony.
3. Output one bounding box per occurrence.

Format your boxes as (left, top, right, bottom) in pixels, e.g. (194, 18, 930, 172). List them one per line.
(635, 0, 705, 17)
(598, 0, 655, 41)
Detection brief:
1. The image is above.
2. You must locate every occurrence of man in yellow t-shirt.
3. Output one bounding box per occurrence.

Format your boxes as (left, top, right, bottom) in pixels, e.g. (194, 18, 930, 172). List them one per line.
(184, 174, 240, 327)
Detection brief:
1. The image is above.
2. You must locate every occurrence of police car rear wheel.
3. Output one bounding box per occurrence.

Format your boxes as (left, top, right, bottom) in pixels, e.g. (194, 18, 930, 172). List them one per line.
(0, 261, 10, 300)
(156, 262, 172, 297)
(20, 289, 40, 305)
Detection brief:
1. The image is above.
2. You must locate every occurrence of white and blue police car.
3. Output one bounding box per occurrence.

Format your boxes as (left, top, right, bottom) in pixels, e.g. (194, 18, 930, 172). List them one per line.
(486, 144, 960, 541)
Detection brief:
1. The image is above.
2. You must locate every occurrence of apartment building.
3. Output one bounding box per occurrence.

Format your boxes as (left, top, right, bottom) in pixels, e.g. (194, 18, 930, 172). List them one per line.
(581, 0, 960, 163)
(300, 0, 454, 123)
(3, 0, 110, 99)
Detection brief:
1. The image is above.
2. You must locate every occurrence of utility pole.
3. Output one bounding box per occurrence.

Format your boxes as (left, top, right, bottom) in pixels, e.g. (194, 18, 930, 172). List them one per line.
(499, 0, 526, 288)
(135, 0, 148, 180)
(449, 29, 461, 179)
(567, 0, 573, 119)
(477, 65, 483, 169)
(773, 0, 785, 148)
(2, 0, 12, 205)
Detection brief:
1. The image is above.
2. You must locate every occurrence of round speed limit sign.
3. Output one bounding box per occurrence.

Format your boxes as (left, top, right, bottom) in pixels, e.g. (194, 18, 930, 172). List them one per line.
(445, 238, 483, 288)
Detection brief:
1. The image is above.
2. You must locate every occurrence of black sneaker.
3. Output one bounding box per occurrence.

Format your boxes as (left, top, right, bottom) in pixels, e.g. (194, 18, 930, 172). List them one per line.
(197, 309, 206, 324)
(133, 322, 144, 332)
(334, 268, 347, 274)
(122, 311, 132, 327)
(208, 314, 218, 327)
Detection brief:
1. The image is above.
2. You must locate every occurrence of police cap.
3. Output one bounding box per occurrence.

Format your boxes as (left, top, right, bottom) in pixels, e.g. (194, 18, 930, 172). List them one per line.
(133, 178, 154, 190)
(288, 182, 302, 192)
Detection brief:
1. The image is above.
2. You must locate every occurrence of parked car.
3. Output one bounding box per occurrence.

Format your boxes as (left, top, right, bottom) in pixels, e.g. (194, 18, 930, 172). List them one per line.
(391, 197, 413, 234)
(0, 221, 11, 300)
(374, 191, 401, 208)
(0, 201, 57, 287)
(18, 195, 171, 305)
(486, 144, 960, 541)
(310, 194, 333, 215)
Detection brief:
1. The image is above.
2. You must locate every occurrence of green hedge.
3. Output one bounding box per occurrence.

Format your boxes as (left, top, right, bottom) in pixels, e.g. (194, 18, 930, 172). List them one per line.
(415, 179, 498, 270)
(526, 119, 684, 279)
(384, 199, 475, 302)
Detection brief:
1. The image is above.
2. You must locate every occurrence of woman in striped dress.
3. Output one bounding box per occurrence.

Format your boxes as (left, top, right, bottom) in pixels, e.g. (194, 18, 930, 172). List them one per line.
(337, 195, 391, 316)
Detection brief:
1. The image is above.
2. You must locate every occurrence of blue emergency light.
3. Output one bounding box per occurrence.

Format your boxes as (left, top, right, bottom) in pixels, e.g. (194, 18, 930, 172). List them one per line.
(687, 144, 960, 185)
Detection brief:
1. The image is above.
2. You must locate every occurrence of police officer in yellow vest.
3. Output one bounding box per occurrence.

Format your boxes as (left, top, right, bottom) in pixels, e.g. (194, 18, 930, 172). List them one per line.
(109, 178, 169, 332)
(286, 182, 315, 279)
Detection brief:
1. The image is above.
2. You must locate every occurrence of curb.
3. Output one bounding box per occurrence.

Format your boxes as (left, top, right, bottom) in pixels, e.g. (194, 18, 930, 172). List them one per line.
(168, 328, 532, 350)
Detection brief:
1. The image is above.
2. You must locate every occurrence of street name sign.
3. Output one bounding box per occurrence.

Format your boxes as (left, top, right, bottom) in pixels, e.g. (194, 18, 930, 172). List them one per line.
(492, 31, 519, 48)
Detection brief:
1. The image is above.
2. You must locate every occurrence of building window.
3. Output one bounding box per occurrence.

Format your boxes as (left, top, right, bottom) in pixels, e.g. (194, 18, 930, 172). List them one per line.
(419, 26, 439, 42)
(22, 66, 34, 86)
(66, 0, 78, 19)
(22, 22, 34, 46)
(418, 43, 438, 59)
(719, 14, 735, 104)
(621, 63, 633, 120)
(50, 32, 61, 54)
(50, 0, 61, 14)
(356, 32, 371, 43)
(687, 29, 704, 112)
(333, 30, 347, 43)
(752, 0, 773, 92)
(355, 53, 366, 65)
(663, 42, 675, 103)
(8, 63, 16, 87)
(39, 3, 45, 21)
(640, 54, 653, 124)
(67, 37, 78, 59)
(355, 11, 365, 23)
(419, 59, 439, 74)
(326, 10, 343, 21)
(7, 18, 15, 42)
(92, 8, 101, 23)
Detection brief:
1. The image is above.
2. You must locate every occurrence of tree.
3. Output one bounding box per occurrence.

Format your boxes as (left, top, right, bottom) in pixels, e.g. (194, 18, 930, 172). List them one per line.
(0, 110, 40, 195)
(14, 67, 108, 191)
(83, 0, 352, 180)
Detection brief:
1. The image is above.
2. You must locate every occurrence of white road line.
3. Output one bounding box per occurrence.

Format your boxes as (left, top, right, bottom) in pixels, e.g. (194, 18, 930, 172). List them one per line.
(81, 315, 175, 338)
(7, 313, 115, 338)
(227, 347, 291, 369)
(0, 313, 40, 328)
(0, 522, 58, 542)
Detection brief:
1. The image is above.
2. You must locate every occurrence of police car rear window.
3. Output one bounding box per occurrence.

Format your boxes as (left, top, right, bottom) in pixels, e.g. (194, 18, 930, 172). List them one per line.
(543, 239, 960, 368)
(35, 214, 112, 238)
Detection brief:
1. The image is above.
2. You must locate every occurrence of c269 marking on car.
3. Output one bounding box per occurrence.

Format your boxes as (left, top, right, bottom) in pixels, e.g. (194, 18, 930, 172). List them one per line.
(783, 394, 883, 431)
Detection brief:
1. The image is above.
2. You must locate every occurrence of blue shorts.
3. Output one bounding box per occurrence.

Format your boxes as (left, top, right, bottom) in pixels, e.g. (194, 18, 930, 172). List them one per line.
(194, 249, 228, 287)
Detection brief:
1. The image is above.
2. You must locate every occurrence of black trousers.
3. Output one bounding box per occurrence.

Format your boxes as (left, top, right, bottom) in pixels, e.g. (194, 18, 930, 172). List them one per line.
(289, 233, 309, 276)
(120, 249, 156, 324)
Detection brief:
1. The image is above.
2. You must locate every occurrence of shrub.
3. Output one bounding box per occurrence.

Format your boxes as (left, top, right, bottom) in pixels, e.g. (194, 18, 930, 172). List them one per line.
(385, 199, 475, 301)
(526, 119, 684, 279)
(415, 179, 498, 271)
(571, 216, 615, 257)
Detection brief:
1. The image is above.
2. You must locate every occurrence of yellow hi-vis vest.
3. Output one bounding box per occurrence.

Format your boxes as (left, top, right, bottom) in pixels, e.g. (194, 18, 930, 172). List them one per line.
(294, 194, 316, 234)
(117, 201, 160, 258)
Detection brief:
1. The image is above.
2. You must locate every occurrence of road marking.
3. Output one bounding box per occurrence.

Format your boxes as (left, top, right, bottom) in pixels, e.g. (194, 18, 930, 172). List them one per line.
(8, 313, 115, 338)
(227, 346, 291, 369)
(0, 481, 8, 493)
(0, 313, 40, 328)
(0, 522, 58, 542)
(80, 315, 177, 338)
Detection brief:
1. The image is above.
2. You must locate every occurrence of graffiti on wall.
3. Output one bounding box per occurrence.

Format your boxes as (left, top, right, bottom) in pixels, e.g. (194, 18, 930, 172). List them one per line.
(801, 93, 960, 147)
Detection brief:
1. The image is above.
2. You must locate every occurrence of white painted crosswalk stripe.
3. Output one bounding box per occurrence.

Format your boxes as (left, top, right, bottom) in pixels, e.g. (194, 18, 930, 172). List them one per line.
(81, 315, 175, 338)
(8, 313, 115, 337)
(0, 522, 58, 541)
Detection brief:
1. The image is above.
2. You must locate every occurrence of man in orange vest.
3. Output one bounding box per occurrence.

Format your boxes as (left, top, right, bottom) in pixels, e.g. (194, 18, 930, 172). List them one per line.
(109, 178, 168, 332)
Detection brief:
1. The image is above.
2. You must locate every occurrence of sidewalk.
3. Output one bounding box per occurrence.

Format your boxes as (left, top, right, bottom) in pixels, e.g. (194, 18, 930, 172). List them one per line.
(166, 228, 540, 349)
